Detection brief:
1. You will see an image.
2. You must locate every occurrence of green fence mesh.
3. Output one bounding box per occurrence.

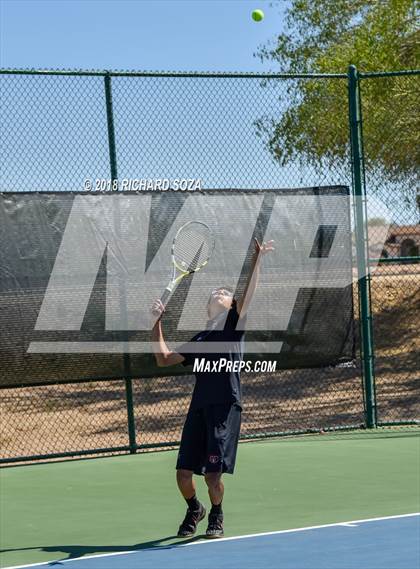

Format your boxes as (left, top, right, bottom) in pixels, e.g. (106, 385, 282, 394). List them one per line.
(0, 68, 418, 464)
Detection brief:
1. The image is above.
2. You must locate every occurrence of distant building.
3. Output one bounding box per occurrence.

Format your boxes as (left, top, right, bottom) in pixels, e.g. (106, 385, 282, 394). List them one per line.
(369, 224, 420, 259)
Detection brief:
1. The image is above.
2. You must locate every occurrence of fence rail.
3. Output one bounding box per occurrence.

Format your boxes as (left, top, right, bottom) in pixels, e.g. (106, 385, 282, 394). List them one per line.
(0, 66, 418, 464)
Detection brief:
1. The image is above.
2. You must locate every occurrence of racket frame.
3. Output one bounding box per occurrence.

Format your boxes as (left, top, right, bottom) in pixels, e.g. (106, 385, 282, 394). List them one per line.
(160, 221, 214, 306)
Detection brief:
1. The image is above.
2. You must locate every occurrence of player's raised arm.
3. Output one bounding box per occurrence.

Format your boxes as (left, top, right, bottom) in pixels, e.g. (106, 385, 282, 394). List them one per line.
(151, 299, 185, 367)
(236, 238, 274, 316)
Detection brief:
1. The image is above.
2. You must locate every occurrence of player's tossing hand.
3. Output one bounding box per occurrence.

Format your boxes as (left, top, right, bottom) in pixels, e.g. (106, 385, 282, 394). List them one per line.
(254, 238, 275, 257)
(151, 298, 165, 318)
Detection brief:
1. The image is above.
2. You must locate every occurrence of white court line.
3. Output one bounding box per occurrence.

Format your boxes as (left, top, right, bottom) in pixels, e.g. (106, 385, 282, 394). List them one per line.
(183, 511, 420, 546)
(2, 550, 137, 569)
(4, 512, 419, 569)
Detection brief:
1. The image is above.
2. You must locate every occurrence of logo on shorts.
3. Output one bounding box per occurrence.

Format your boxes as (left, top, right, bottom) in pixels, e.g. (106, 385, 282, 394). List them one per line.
(209, 455, 220, 464)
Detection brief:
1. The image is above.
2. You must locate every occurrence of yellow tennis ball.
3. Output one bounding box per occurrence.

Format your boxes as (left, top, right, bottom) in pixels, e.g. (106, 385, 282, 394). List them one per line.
(252, 9, 264, 22)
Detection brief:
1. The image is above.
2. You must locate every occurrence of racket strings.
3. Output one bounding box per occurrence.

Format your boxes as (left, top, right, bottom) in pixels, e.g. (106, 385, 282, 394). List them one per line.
(174, 226, 213, 272)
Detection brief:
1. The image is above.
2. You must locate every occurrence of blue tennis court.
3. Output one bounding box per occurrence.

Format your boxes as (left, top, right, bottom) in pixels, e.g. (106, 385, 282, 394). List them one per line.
(6, 514, 419, 569)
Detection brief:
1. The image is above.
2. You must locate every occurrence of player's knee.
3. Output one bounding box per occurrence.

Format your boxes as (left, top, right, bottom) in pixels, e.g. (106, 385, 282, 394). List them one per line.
(177, 469, 193, 483)
(204, 472, 222, 490)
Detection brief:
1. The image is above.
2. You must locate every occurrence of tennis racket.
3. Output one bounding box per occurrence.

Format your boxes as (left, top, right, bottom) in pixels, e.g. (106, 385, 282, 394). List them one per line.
(160, 221, 215, 306)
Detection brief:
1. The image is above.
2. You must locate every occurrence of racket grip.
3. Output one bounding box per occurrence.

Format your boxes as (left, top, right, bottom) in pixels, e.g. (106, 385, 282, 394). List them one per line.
(160, 288, 172, 306)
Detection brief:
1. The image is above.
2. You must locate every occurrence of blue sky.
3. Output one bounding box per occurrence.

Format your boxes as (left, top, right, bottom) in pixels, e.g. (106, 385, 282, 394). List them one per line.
(3, 0, 352, 196)
(0, 1, 414, 223)
(0, 0, 288, 72)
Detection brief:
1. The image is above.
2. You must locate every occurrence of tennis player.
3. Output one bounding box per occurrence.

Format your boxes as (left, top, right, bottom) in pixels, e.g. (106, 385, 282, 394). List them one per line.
(151, 238, 274, 538)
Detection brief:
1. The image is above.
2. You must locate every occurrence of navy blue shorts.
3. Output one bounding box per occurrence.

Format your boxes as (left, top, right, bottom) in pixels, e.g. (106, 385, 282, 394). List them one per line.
(176, 403, 242, 476)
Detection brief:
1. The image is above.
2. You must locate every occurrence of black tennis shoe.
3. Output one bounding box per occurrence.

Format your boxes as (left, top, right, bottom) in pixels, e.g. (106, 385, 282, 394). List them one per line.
(206, 512, 224, 538)
(177, 504, 206, 537)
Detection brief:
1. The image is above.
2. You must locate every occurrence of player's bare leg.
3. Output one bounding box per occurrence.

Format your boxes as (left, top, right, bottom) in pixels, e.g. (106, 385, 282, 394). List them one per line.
(176, 469, 196, 499)
(204, 472, 225, 538)
(204, 471, 224, 505)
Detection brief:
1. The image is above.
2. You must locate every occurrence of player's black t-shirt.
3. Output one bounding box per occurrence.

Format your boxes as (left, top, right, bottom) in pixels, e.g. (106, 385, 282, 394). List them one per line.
(178, 302, 246, 410)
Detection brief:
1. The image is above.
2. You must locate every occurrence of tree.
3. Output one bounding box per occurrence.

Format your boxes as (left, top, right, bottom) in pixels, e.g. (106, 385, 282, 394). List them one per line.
(256, 0, 419, 187)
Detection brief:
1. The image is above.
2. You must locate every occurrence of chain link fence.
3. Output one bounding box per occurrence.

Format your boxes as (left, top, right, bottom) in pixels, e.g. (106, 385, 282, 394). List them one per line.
(0, 68, 418, 464)
(361, 71, 420, 426)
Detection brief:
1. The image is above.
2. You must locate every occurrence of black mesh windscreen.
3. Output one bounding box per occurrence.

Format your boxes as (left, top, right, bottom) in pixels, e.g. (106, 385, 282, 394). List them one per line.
(0, 186, 355, 388)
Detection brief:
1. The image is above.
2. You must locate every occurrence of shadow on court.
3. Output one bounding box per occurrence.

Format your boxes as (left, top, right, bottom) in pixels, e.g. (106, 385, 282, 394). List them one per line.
(0, 535, 203, 564)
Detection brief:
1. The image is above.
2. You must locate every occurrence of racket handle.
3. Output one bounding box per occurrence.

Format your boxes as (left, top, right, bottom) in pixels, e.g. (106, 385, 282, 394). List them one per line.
(160, 288, 172, 306)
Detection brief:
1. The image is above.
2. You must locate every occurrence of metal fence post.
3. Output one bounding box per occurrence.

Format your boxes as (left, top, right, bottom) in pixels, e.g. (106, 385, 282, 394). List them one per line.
(347, 64, 377, 428)
(104, 72, 137, 452)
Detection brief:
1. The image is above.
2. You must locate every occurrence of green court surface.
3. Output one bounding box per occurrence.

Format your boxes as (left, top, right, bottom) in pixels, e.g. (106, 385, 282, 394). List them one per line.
(1, 429, 419, 568)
